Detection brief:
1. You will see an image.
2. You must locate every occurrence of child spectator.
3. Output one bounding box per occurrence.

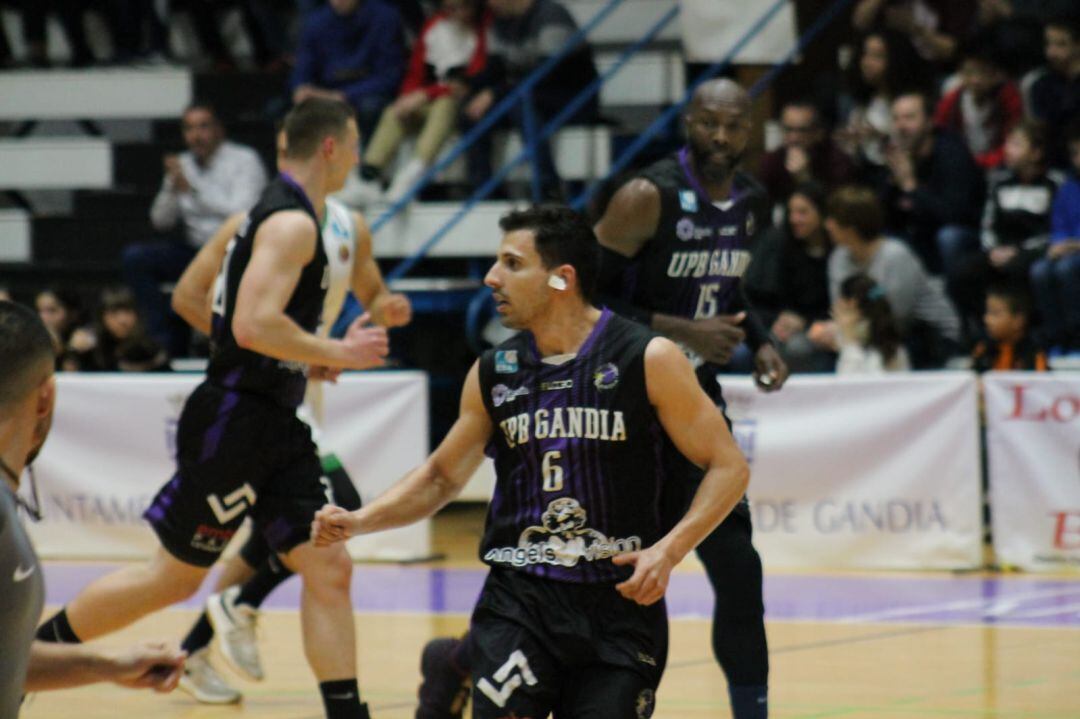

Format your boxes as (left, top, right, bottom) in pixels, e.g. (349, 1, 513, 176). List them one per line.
(34, 288, 90, 369)
(833, 273, 911, 373)
(1030, 120, 1080, 351)
(350, 0, 491, 206)
(935, 35, 1022, 169)
(949, 120, 1063, 333)
(971, 284, 1048, 370)
(78, 287, 168, 372)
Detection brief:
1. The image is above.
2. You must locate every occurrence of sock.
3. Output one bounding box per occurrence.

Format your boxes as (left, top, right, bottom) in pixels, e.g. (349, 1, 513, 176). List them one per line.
(235, 560, 295, 608)
(35, 608, 81, 643)
(359, 165, 381, 182)
(181, 612, 215, 655)
(319, 679, 369, 719)
(729, 684, 768, 719)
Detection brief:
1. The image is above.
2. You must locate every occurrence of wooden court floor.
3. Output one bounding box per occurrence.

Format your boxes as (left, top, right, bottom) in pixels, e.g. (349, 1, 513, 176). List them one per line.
(21, 507, 1080, 719)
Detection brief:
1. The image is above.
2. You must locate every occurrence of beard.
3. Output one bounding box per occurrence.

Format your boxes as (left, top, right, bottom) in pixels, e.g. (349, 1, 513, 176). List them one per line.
(690, 143, 744, 185)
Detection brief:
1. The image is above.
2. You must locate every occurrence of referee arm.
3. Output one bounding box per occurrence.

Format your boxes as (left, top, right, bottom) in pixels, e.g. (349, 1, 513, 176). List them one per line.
(612, 337, 749, 606)
(312, 361, 492, 544)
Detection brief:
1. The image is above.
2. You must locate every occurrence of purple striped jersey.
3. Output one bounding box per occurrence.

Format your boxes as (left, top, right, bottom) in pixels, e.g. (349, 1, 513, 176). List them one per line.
(477, 309, 674, 584)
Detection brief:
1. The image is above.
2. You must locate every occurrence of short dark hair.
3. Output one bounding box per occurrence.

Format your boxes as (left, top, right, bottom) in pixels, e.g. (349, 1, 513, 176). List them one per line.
(0, 301, 55, 408)
(986, 284, 1032, 317)
(182, 100, 220, 122)
(781, 97, 822, 125)
(283, 98, 356, 159)
(826, 185, 884, 241)
(498, 205, 600, 302)
(893, 88, 934, 119)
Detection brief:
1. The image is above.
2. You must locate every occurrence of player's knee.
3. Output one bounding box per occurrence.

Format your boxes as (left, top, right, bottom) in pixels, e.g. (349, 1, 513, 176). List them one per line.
(301, 546, 353, 595)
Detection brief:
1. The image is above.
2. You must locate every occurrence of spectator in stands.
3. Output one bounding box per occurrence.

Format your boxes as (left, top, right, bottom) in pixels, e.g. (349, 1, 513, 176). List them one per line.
(881, 89, 985, 276)
(971, 284, 1048, 370)
(744, 182, 835, 372)
(833, 273, 911, 373)
(186, 0, 290, 71)
(837, 29, 924, 172)
(949, 120, 1062, 336)
(350, 0, 491, 206)
(851, 0, 977, 68)
(1030, 121, 1080, 352)
(290, 0, 406, 143)
(73, 287, 168, 372)
(34, 288, 91, 370)
(459, 0, 600, 201)
(1024, 15, 1080, 169)
(759, 98, 857, 207)
(934, 34, 1022, 170)
(0, 287, 11, 302)
(124, 102, 267, 358)
(818, 185, 961, 367)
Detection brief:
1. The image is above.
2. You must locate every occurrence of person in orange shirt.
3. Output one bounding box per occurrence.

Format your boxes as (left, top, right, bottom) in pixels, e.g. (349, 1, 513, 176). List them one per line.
(971, 284, 1048, 371)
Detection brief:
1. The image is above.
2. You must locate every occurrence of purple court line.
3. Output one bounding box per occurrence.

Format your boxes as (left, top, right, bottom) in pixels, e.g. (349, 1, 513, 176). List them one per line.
(41, 563, 1080, 628)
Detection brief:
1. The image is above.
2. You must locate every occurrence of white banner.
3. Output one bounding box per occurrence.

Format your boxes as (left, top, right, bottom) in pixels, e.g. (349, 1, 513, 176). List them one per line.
(26, 372, 430, 561)
(680, 0, 797, 64)
(720, 373, 982, 570)
(985, 373, 1080, 572)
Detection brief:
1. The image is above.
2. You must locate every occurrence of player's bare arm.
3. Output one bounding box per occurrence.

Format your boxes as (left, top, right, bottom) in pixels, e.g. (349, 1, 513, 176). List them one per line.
(171, 212, 245, 334)
(596, 179, 747, 364)
(349, 211, 412, 328)
(613, 337, 749, 605)
(312, 361, 491, 545)
(26, 640, 185, 693)
(232, 210, 388, 369)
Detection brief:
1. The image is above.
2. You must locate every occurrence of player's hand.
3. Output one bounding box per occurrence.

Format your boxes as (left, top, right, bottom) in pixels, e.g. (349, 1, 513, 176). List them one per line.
(681, 312, 746, 365)
(106, 642, 186, 692)
(311, 504, 355, 547)
(342, 312, 389, 369)
(753, 343, 788, 393)
(612, 546, 674, 606)
(372, 293, 413, 328)
(308, 365, 343, 383)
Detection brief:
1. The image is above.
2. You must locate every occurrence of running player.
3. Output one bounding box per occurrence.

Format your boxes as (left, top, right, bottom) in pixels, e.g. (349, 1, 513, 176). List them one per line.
(168, 130, 412, 702)
(312, 206, 750, 718)
(1, 301, 186, 717)
(34, 98, 387, 719)
(417, 78, 787, 719)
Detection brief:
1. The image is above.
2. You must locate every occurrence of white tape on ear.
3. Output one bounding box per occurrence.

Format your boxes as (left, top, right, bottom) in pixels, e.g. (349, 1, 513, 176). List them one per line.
(547, 275, 567, 291)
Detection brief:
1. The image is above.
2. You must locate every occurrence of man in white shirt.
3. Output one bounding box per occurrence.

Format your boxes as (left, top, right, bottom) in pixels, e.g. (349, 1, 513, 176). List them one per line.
(123, 102, 268, 358)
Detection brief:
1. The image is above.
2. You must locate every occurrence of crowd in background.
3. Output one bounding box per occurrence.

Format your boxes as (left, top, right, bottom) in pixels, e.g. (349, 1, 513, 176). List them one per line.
(1, 0, 1078, 377)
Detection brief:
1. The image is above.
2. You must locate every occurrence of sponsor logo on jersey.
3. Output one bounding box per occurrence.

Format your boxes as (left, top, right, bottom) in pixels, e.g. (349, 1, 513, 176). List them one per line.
(594, 362, 619, 390)
(499, 407, 628, 447)
(666, 249, 752, 279)
(679, 189, 698, 212)
(495, 350, 518, 374)
(484, 497, 642, 568)
(540, 379, 573, 391)
(491, 383, 529, 407)
(191, 524, 237, 554)
(676, 217, 714, 241)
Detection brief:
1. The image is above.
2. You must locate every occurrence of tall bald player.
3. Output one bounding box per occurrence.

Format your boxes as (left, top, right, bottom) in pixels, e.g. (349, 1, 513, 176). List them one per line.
(314, 205, 749, 718)
(34, 98, 387, 719)
(592, 77, 786, 719)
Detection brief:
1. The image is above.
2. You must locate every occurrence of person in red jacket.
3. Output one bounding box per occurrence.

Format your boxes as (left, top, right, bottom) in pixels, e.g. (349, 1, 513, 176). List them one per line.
(934, 35, 1022, 170)
(348, 0, 490, 207)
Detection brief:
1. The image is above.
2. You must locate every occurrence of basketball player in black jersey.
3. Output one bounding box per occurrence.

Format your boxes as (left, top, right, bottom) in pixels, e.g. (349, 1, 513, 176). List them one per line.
(313, 206, 750, 718)
(414, 79, 787, 719)
(34, 99, 388, 719)
(591, 78, 787, 719)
